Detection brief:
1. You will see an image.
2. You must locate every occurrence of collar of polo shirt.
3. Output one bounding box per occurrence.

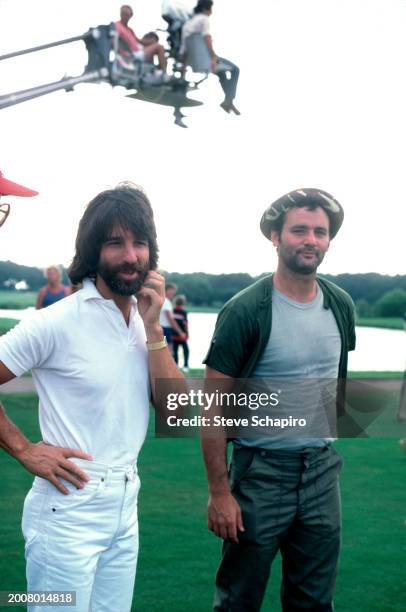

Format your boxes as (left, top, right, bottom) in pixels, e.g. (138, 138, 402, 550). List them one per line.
(81, 278, 138, 309)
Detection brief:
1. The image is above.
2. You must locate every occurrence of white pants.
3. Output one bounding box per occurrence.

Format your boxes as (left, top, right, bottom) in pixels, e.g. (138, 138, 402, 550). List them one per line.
(22, 460, 140, 612)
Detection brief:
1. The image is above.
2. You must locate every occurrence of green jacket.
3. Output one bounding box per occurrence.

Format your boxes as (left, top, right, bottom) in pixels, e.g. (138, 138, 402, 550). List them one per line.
(204, 274, 356, 416)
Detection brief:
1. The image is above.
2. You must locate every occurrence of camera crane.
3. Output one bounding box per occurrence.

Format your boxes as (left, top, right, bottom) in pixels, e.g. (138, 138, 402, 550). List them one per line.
(0, 16, 209, 128)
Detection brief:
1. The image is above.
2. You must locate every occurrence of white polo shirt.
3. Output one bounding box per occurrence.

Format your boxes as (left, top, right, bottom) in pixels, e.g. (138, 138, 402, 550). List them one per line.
(0, 279, 150, 466)
(159, 297, 173, 328)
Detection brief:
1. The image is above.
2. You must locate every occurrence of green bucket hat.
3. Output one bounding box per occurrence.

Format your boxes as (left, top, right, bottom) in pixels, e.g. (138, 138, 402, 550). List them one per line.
(260, 188, 344, 240)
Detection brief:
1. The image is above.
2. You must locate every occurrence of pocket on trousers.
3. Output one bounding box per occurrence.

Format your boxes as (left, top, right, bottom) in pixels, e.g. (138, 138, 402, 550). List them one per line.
(22, 488, 50, 549)
(330, 446, 344, 473)
(133, 474, 141, 498)
(49, 477, 104, 516)
(229, 448, 256, 491)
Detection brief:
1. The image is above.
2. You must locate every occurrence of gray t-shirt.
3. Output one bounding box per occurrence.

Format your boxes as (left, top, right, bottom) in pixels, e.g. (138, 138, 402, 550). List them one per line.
(235, 286, 341, 450)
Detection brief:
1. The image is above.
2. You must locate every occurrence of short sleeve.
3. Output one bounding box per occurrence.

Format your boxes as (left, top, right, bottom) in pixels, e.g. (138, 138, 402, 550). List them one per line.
(0, 313, 54, 376)
(199, 14, 211, 36)
(203, 304, 255, 377)
(163, 298, 172, 312)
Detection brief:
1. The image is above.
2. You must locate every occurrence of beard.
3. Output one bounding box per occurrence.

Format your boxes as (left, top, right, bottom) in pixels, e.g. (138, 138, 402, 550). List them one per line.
(278, 244, 325, 275)
(97, 257, 149, 296)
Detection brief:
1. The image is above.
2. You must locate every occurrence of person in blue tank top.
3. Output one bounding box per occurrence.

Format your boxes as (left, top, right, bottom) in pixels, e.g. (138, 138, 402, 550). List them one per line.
(36, 265, 70, 309)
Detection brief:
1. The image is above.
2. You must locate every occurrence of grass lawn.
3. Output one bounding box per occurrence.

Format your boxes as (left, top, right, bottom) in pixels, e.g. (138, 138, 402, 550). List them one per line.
(0, 317, 19, 336)
(1, 385, 406, 611)
(0, 291, 36, 309)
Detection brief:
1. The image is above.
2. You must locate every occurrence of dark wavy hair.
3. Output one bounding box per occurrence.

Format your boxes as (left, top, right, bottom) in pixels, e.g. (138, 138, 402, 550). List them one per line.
(194, 0, 213, 14)
(68, 184, 159, 284)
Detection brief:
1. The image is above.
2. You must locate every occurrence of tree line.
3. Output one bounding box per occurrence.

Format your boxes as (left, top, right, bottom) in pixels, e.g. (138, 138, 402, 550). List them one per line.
(0, 261, 405, 316)
(167, 272, 406, 317)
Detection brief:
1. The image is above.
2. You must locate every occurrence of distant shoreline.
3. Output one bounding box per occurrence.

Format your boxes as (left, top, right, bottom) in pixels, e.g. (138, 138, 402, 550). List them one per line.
(0, 313, 403, 334)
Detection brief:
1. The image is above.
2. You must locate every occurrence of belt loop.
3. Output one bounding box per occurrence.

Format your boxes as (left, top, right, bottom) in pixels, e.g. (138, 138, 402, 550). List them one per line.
(125, 465, 135, 482)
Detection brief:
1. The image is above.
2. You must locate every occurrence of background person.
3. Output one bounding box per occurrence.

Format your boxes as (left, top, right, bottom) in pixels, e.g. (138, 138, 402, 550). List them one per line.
(172, 294, 189, 371)
(35, 265, 70, 309)
(180, 0, 240, 114)
(159, 282, 186, 349)
(142, 31, 160, 47)
(115, 4, 169, 77)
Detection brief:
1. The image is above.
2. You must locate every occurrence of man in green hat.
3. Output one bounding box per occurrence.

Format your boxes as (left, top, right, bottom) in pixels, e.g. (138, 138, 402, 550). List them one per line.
(202, 188, 355, 611)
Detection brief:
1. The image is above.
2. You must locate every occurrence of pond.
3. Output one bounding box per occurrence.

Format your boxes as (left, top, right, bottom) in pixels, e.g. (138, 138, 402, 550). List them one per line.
(187, 313, 405, 372)
(0, 309, 404, 372)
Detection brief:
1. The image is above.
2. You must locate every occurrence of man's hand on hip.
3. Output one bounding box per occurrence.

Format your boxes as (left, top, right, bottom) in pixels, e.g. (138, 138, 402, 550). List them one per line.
(16, 441, 93, 494)
(208, 492, 245, 544)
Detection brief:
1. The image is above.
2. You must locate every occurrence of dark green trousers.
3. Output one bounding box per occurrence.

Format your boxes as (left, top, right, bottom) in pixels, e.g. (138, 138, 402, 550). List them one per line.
(213, 445, 342, 612)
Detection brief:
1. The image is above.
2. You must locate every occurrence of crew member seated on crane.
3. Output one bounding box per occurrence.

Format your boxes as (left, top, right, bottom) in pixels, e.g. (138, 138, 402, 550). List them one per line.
(180, 0, 240, 114)
(115, 4, 170, 81)
(161, 0, 193, 60)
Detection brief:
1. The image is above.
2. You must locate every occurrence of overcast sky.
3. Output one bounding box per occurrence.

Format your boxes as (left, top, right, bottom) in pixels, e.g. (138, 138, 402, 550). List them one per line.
(1, 0, 405, 276)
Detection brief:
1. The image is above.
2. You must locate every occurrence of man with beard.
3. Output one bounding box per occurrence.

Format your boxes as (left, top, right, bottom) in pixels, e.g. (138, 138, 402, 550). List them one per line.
(0, 184, 184, 612)
(202, 188, 355, 611)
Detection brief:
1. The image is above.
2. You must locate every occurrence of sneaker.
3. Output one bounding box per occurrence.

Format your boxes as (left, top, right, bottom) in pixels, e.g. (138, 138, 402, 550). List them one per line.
(182, 367, 189, 373)
(174, 117, 188, 128)
(228, 103, 241, 115)
(220, 101, 241, 115)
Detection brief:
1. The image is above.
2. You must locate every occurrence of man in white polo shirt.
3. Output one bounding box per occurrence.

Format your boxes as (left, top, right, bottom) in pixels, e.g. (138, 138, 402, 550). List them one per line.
(0, 184, 184, 611)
